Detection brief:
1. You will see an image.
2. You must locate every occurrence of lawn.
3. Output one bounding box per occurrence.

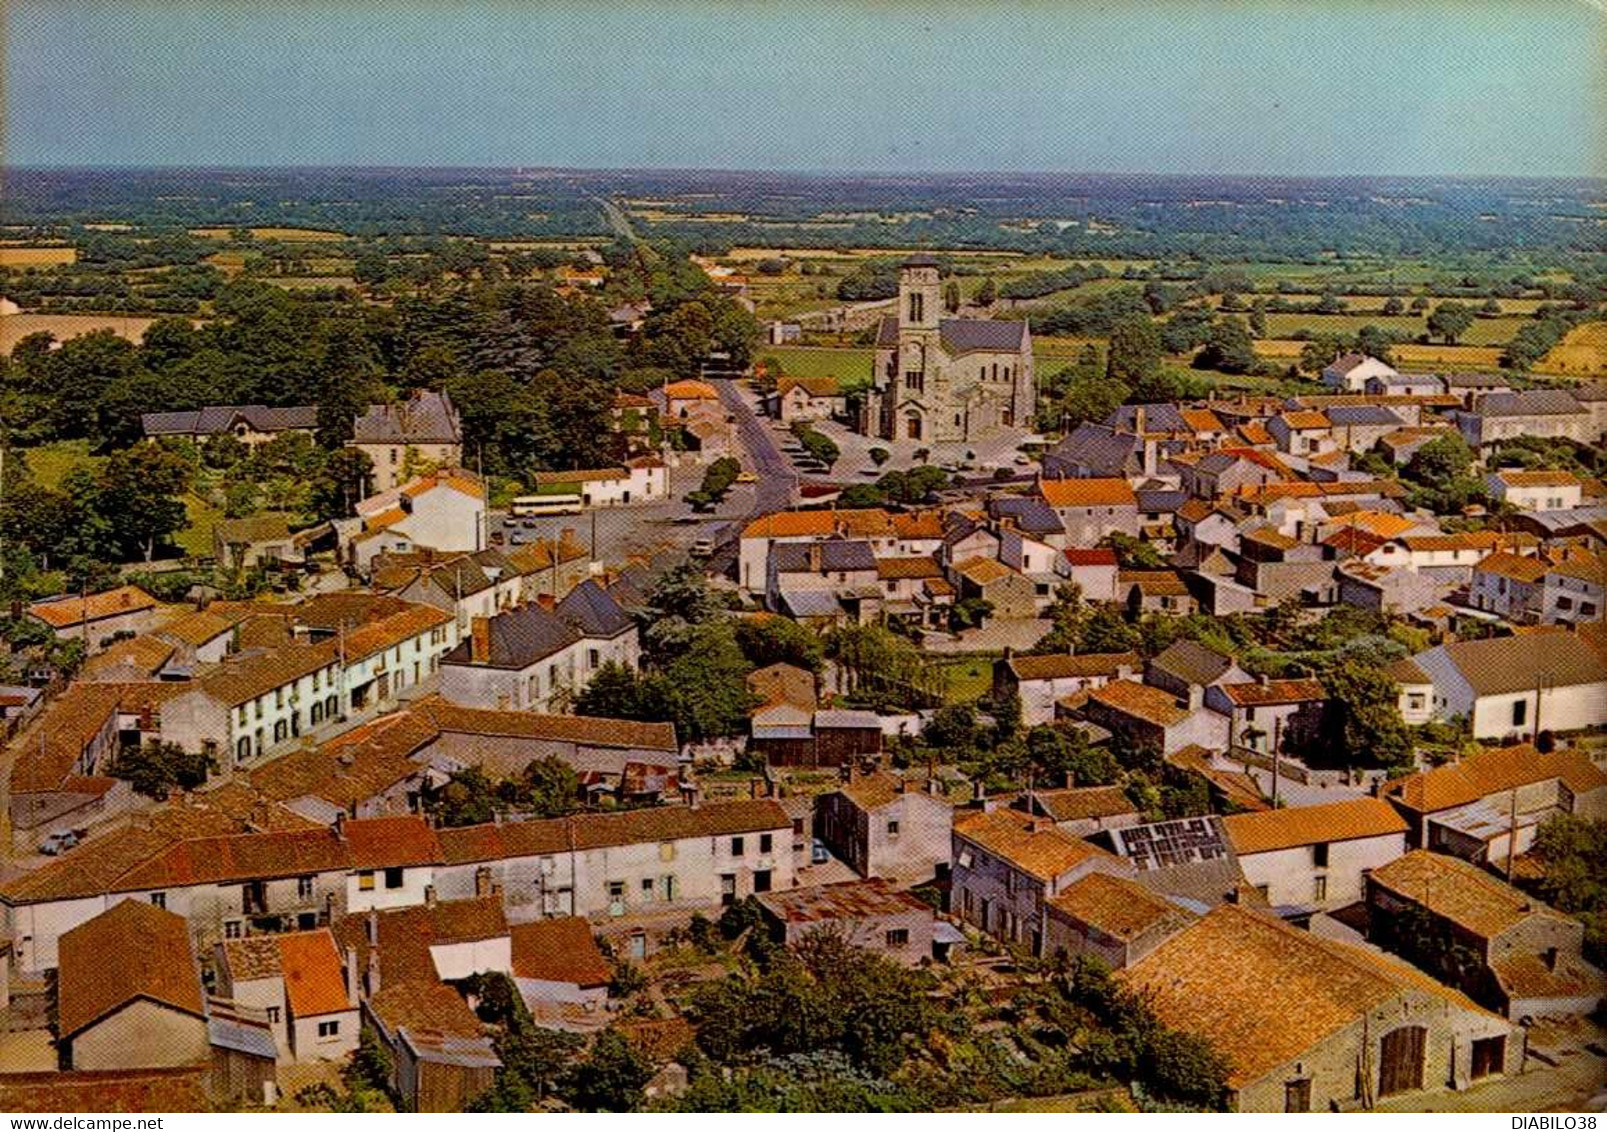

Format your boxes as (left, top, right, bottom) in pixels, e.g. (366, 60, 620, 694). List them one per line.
(176, 493, 222, 558)
(763, 345, 872, 381)
(1260, 312, 1525, 346)
(18, 440, 100, 487)
(935, 657, 996, 704)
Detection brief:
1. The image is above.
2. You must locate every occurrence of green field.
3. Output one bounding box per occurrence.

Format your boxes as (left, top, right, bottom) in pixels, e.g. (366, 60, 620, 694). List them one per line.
(18, 440, 101, 488)
(1259, 312, 1526, 347)
(935, 657, 995, 704)
(764, 345, 872, 381)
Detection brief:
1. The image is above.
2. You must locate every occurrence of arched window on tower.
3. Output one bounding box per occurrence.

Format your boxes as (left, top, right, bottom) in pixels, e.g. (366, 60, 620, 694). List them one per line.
(909, 292, 924, 323)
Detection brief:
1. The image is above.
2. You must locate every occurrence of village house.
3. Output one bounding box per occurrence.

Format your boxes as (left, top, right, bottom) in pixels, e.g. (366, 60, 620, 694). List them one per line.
(529, 457, 668, 508)
(1407, 629, 1607, 741)
(1040, 422, 1146, 481)
(770, 375, 847, 423)
(1122, 905, 1517, 1111)
(1365, 372, 1445, 397)
(159, 642, 342, 766)
(1469, 552, 1548, 623)
(1179, 450, 1288, 499)
(1456, 389, 1597, 451)
(214, 929, 360, 1063)
(990, 496, 1068, 551)
(1012, 785, 1140, 838)
(1205, 676, 1325, 755)
(951, 807, 1133, 955)
(1036, 477, 1140, 545)
(738, 509, 899, 596)
(992, 650, 1140, 727)
(1144, 640, 1249, 703)
(873, 555, 953, 628)
(1079, 680, 1227, 755)
(1367, 851, 1604, 1020)
(349, 468, 487, 574)
(753, 706, 882, 769)
(350, 389, 464, 494)
(214, 514, 306, 572)
(26, 585, 165, 651)
(1485, 470, 1585, 512)
(816, 771, 954, 886)
(1043, 871, 1196, 970)
(1061, 547, 1120, 603)
(1119, 569, 1197, 616)
(364, 980, 499, 1112)
(1381, 743, 1607, 863)
(1321, 353, 1398, 392)
(508, 916, 613, 1027)
(757, 879, 937, 966)
(1, 814, 443, 974)
(1222, 797, 1408, 910)
(1268, 409, 1334, 456)
(768, 539, 882, 623)
(437, 604, 590, 713)
(951, 557, 1038, 620)
(141, 404, 318, 447)
(1326, 405, 1408, 453)
(56, 899, 210, 1073)
(430, 799, 795, 923)
(1542, 551, 1605, 625)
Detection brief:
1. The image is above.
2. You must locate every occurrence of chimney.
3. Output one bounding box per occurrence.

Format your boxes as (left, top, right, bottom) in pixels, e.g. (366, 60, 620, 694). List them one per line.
(927, 776, 944, 797)
(895, 777, 909, 794)
(1188, 684, 1204, 711)
(424, 884, 437, 908)
(749, 777, 763, 800)
(366, 946, 380, 995)
(366, 909, 378, 945)
(333, 812, 346, 841)
(683, 783, 701, 810)
(470, 617, 491, 664)
(1259, 673, 1270, 688)
(344, 946, 359, 1007)
(809, 544, 823, 573)
(473, 869, 491, 900)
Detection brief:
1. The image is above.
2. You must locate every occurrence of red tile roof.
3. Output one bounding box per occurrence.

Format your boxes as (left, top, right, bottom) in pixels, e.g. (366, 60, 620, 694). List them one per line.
(28, 586, 159, 629)
(436, 800, 791, 865)
(510, 916, 612, 987)
(277, 930, 353, 1018)
(1223, 797, 1406, 855)
(1038, 477, 1137, 508)
(57, 900, 204, 1038)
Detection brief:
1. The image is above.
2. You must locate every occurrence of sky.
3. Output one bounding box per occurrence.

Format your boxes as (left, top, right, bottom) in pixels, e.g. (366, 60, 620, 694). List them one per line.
(6, 0, 1605, 176)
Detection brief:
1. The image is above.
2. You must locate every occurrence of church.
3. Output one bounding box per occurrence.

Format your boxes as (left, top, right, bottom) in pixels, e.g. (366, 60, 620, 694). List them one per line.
(860, 255, 1036, 444)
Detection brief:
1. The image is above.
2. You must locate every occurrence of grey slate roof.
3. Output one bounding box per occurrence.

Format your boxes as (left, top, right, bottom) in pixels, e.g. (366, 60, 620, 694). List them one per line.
(990, 497, 1065, 535)
(1108, 404, 1189, 434)
(778, 590, 844, 618)
(442, 604, 581, 669)
(1043, 423, 1141, 478)
(813, 709, 882, 730)
(208, 1014, 279, 1060)
(773, 540, 877, 573)
(1477, 390, 1588, 418)
(351, 390, 462, 444)
(1149, 640, 1235, 688)
(556, 578, 633, 639)
(1136, 489, 1190, 515)
(939, 317, 1029, 353)
(1326, 405, 1404, 427)
(142, 404, 318, 437)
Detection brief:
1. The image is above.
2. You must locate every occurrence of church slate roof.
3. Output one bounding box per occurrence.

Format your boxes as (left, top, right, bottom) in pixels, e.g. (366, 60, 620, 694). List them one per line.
(874, 316, 1030, 355)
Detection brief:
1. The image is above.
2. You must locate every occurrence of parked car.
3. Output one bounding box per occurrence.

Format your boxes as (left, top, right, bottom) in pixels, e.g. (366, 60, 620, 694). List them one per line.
(811, 839, 831, 865)
(735, 470, 758, 484)
(690, 537, 716, 557)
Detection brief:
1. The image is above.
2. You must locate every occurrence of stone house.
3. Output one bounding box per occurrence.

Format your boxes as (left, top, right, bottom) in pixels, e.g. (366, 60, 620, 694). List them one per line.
(1205, 676, 1324, 755)
(1456, 390, 1596, 451)
(951, 807, 1133, 956)
(214, 513, 305, 571)
(1222, 797, 1408, 910)
(430, 799, 795, 921)
(1120, 569, 1198, 616)
(1013, 785, 1140, 837)
(142, 404, 318, 447)
(1037, 477, 1139, 544)
(952, 557, 1038, 620)
(1469, 552, 1547, 622)
(772, 376, 847, 424)
(816, 771, 953, 886)
(1326, 405, 1407, 453)
(1043, 871, 1195, 969)
(757, 879, 936, 966)
(437, 605, 587, 714)
(1145, 640, 1249, 703)
(1122, 905, 1518, 1111)
(993, 650, 1140, 727)
(1367, 851, 1604, 1020)
(26, 585, 165, 652)
(1322, 353, 1398, 392)
(350, 389, 464, 494)
(1542, 552, 1604, 625)
(1485, 470, 1584, 512)
(1080, 680, 1228, 755)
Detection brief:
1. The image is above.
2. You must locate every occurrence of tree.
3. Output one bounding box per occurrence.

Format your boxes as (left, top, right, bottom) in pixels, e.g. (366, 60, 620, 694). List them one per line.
(1312, 660, 1412, 768)
(1105, 317, 1163, 388)
(974, 277, 996, 306)
(1426, 301, 1476, 345)
(94, 443, 194, 560)
(1409, 295, 1431, 314)
(942, 281, 961, 313)
(1528, 815, 1607, 965)
(868, 446, 890, 467)
(1381, 296, 1405, 316)
(1192, 317, 1255, 374)
(1297, 334, 1348, 376)
(1406, 433, 1474, 484)
(1247, 301, 1267, 339)
(1354, 324, 1398, 367)
(1479, 297, 1502, 317)
(735, 616, 824, 671)
(109, 741, 212, 800)
(522, 755, 581, 818)
(565, 1029, 653, 1112)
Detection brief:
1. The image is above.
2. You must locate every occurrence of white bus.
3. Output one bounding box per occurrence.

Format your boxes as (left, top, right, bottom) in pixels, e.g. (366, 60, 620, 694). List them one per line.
(510, 493, 583, 517)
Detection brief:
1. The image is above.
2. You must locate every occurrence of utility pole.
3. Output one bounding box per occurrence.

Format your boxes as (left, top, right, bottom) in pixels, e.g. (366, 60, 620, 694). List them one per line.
(1271, 714, 1282, 808)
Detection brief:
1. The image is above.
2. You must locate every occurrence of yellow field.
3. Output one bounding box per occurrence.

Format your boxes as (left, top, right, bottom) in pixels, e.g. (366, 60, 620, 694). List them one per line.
(82, 222, 135, 232)
(0, 312, 167, 354)
(0, 246, 77, 267)
(1542, 322, 1607, 377)
(190, 226, 346, 241)
(1255, 338, 1508, 370)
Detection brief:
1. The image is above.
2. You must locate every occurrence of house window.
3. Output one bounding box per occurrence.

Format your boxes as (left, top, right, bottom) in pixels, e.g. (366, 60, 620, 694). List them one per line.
(608, 881, 625, 900)
(588, 649, 600, 668)
(753, 869, 772, 893)
(885, 929, 910, 948)
(641, 878, 656, 900)
(266, 1006, 282, 1025)
(1313, 875, 1327, 902)
(659, 841, 676, 862)
(720, 874, 736, 907)
(661, 875, 678, 901)
(150, 892, 166, 909)
(383, 867, 404, 889)
(318, 1020, 341, 1039)
(759, 834, 773, 854)
(731, 836, 745, 856)
(298, 876, 314, 899)
(905, 370, 924, 393)
(1312, 843, 1329, 868)
(887, 820, 901, 838)
(1512, 699, 1528, 727)
(358, 871, 376, 891)
(224, 921, 243, 939)
(1284, 1079, 1311, 1113)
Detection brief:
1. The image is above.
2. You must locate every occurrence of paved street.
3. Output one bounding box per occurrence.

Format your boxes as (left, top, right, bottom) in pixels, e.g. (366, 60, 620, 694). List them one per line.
(712, 377, 795, 515)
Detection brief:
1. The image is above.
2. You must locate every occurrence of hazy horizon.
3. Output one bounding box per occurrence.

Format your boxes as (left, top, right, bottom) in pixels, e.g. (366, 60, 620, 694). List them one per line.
(8, 1, 1605, 177)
